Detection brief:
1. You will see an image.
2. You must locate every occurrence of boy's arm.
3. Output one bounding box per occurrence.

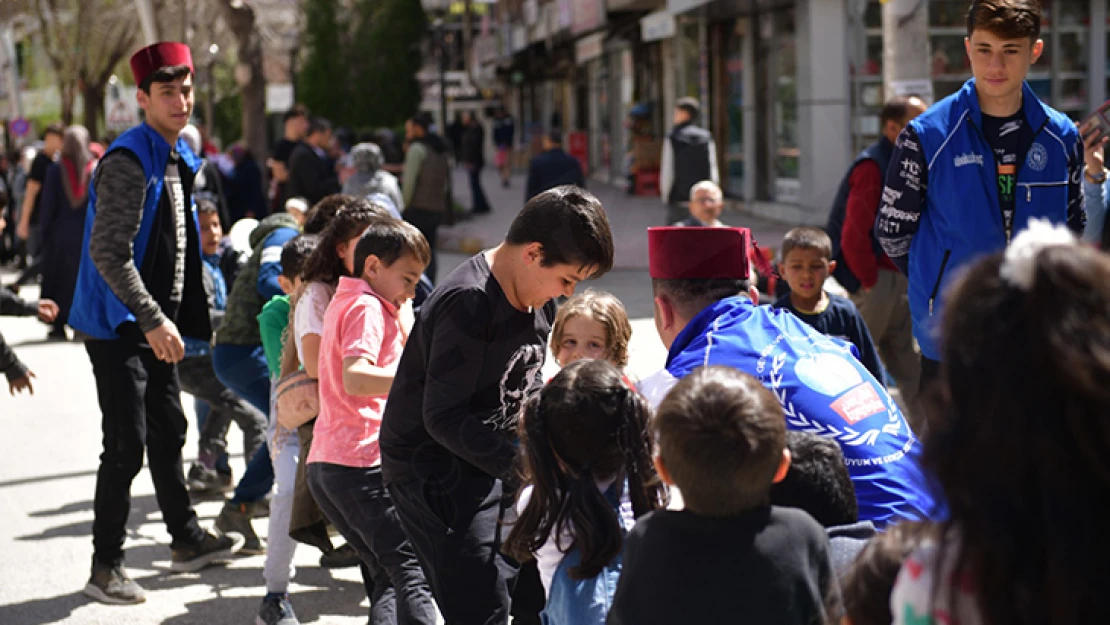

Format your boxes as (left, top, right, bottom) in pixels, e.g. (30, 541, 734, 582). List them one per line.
(1067, 133, 1087, 236)
(1082, 178, 1107, 246)
(849, 307, 885, 386)
(422, 292, 519, 480)
(0, 288, 38, 317)
(339, 295, 390, 396)
(875, 126, 928, 275)
(256, 229, 299, 301)
(0, 329, 29, 382)
(343, 357, 395, 396)
(87, 151, 167, 333)
(258, 298, 288, 379)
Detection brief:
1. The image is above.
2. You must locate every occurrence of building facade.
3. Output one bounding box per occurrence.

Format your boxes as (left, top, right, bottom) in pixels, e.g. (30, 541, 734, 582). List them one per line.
(481, 0, 1110, 224)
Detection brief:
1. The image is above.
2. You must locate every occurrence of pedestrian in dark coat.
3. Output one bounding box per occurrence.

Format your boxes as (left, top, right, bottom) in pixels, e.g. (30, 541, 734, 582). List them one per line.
(526, 131, 585, 202)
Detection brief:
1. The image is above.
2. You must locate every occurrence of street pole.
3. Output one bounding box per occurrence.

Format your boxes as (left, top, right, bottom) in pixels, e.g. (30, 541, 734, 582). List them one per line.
(0, 25, 23, 123)
(133, 0, 159, 46)
(437, 18, 448, 137)
(882, 0, 932, 103)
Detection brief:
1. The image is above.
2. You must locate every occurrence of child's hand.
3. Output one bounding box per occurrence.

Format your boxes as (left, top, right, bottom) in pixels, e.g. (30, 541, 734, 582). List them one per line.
(37, 300, 59, 324)
(9, 370, 35, 395)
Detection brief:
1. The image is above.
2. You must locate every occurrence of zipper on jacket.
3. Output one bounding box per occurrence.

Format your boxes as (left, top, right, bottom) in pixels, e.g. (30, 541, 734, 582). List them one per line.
(969, 116, 1051, 244)
(928, 250, 952, 316)
(1019, 181, 1067, 203)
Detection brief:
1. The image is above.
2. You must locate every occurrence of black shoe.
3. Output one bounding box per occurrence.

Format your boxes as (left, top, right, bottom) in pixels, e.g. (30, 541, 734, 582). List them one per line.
(215, 501, 264, 555)
(188, 463, 233, 495)
(319, 543, 361, 569)
(256, 592, 300, 625)
(83, 560, 146, 604)
(46, 328, 68, 341)
(171, 530, 243, 573)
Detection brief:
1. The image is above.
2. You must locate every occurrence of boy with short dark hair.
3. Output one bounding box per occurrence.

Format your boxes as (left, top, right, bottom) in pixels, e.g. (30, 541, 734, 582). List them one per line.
(609, 366, 838, 625)
(771, 431, 877, 576)
(774, 226, 884, 382)
(876, 0, 1085, 389)
(381, 185, 614, 623)
(307, 219, 435, 623)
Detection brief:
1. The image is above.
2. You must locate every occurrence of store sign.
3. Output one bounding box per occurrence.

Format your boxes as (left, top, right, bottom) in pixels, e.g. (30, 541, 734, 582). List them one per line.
(640, 10, 676, 42)
(419, 70, 500, 105)
(666, 0, 711, 15)
(575, 32, 605, 65)
(571, 0, 606, 35)
(104, 85, 139, 133)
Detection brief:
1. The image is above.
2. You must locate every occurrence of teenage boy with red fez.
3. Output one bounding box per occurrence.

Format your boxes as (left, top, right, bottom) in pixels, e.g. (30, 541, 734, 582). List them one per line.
(639, 227, 940, 529)
(70, 42, 240, 605)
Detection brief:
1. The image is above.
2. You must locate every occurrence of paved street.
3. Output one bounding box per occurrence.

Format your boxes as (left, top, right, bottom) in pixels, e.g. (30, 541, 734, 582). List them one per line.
(0, 249, 669, 625)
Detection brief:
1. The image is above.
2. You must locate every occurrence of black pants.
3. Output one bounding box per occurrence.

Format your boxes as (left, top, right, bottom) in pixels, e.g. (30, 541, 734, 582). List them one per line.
(389, 474, 523, 625)
(309, 463, 436, 625)
(468, 166, 491, 214)
(404, 209, 443, 285)
(86, 339, 205, 566)
(177, 353, 267, 465)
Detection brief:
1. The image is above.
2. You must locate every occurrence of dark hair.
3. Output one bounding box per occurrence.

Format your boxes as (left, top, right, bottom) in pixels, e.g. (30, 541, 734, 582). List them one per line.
(880, 95, 925, 127)
(307, 117, 332, 136)
(283, 104, 309, 122)
(926, 242, 1110, 625)
(42, 123, 64, 140)
(506, 186, 614, 279)
(352, 218, 431, 276)
(966, 0, 1041, 41)
(280, 234, 319, 280)
(139, 64, 193, 93)
(195, 197, 219, 216)
(770, 431, 858, 527)
(505, 360, 664, 579)
(782, 226, 833, 261)
(303, 194, 352, 235)
(840, 524, 927, 625)
(546, 131, 564, 145)
(654, 366, 785, 517)
(675, 97, 701, 120)
(651, 278, 752, 320)
(409, 112, 433, 131)
(300, 196, 388, 287)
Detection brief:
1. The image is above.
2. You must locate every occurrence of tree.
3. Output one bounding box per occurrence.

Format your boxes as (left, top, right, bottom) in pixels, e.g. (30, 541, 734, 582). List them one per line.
(32, 0, 138, 138)
(218, 0, 268, 167)
(299, 0, 425, 130)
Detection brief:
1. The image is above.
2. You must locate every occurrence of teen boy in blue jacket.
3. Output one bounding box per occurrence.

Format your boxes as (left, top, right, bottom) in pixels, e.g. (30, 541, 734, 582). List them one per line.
(876, 0, 1085, 386)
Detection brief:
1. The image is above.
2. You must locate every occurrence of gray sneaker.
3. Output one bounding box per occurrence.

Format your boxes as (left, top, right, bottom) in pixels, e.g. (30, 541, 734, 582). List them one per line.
(256, 593, 299, 625)
(215, 501, 264, 555)
(83, 561, 146, 605)
(171, 530, 243, 573)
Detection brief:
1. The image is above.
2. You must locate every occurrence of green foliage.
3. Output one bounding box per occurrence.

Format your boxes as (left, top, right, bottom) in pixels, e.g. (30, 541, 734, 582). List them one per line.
(297, 0, 427, 130)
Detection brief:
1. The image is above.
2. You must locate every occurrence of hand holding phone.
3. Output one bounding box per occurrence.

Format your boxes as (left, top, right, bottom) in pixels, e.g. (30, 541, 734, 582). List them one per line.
(1080, 100, 1110, 174)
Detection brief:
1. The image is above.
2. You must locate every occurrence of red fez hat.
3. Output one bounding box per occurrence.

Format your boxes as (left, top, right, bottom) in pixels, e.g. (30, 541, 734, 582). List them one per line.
(130, 42, 193, 86)
(648, 227, 752, 280)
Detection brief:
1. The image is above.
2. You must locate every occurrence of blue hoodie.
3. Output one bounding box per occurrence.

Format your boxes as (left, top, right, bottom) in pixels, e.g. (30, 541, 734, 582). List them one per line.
(639, 297, 942, 529)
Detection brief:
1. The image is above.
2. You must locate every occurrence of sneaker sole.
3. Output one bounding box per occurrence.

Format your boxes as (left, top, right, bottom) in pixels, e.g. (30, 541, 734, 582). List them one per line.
(83, 582, 146, 605)
(171, 535, 246, 573)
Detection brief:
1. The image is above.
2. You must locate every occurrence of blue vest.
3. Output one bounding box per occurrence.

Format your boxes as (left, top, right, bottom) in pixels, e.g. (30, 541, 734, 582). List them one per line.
(540, 483, 629, 625)
(827, 137, 893, 293)
(905, 79, 1078, 360)
(649, 297, 943, 529)
(69, 123, 202, 340)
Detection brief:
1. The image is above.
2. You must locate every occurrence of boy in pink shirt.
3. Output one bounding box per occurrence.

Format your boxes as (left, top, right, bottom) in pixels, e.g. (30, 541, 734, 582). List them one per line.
(306, 218, 435, 624)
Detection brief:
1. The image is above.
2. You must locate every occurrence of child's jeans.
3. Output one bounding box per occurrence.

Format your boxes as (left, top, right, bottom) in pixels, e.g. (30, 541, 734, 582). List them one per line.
(307, 462, 437, 625)
(263, 391, 300, 594)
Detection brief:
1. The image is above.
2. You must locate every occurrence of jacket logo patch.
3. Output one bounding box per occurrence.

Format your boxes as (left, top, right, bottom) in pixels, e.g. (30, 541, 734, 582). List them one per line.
(953, 153, 983, 168)
(1026, 143, 1048, 172)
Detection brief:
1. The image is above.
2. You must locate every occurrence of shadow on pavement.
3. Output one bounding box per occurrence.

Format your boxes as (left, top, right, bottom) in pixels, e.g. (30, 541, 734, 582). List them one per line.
(0, 591, 88, 625)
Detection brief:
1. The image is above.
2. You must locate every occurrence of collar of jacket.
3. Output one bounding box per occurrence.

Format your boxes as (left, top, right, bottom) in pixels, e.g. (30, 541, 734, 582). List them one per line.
(958, 78, 1050, 131)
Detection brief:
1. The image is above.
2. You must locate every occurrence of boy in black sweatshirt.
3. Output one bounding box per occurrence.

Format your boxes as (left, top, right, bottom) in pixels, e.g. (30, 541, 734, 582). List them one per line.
(609, 366, 840, 625)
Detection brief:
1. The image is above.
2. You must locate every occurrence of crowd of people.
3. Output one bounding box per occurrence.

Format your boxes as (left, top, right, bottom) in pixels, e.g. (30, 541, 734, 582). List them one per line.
(6, 0, 1110, 624)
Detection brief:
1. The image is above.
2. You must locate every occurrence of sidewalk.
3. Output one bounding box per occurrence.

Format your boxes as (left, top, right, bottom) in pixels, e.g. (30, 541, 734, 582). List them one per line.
(440, 168, 798, 270)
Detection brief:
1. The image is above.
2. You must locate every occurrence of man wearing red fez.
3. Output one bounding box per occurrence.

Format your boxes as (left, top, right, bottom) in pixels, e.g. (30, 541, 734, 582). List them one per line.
(638, 226, 941, 531)
(70, 42, 239, 605)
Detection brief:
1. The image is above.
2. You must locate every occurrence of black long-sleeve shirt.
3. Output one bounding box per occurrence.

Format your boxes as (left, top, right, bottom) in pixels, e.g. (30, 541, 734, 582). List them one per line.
(379, 253, 556, 484)
(0, 289, 39, 381)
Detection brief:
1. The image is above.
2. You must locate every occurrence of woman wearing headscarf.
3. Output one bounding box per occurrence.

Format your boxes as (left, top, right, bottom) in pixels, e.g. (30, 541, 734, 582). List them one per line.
(38, 125, 95, 339)
(341, 142, 404, 212)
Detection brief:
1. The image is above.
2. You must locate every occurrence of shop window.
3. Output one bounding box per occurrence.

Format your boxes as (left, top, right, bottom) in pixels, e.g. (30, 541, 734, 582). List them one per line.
(772, 9, 799, 189)
(725, 18, 745, 197)
(850, 0, 884, 153)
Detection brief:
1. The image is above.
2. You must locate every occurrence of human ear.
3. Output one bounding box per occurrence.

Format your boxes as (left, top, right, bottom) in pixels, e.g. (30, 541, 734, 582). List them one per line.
(654, 295, 675, 332)
(523, 242, 543, 265)
(1031, 38, 1044, 63)
(748, 286, 761, 303)
(772, 448, 792, 484)
(828, 259, 837, 274)
(653, 454, 674, 486)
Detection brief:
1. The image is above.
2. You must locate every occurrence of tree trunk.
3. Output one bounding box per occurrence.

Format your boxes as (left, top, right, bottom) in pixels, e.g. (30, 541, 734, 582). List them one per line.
(220, 1, 268, 181)
(82, 83, 105, 140)
(59, 82, 75, 126)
